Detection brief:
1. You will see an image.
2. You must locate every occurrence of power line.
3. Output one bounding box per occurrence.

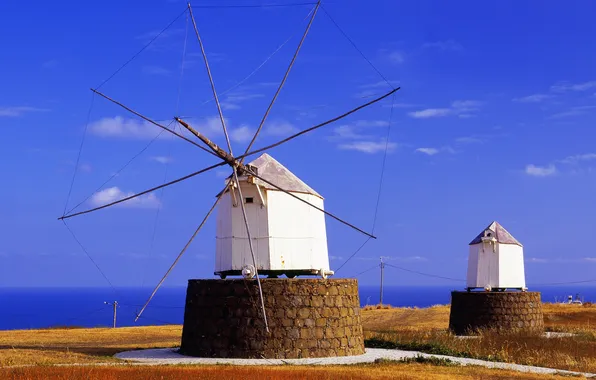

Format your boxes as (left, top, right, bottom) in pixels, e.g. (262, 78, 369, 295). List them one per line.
(320, 4, 394, 90)
(384, 263, 465, 283)
(62, 220, 119, 294)
(186, 2, 317, 9)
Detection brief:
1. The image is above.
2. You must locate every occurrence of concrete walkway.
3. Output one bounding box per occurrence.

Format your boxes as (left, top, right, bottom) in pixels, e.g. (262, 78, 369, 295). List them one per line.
(115, 348, 596, 378)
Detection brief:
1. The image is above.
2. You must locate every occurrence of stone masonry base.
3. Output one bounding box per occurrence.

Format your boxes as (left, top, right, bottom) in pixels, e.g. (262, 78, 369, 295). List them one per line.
(180, 278, 365, 359)
(449, 291, 544, 335)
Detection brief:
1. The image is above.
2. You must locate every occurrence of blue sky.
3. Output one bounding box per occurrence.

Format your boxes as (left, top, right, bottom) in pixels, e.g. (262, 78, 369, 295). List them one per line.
(1, 0, 595, 289)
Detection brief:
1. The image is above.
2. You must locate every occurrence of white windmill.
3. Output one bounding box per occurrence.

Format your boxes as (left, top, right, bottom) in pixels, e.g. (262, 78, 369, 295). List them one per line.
(59, 1, 398, 332)
(466, 221, 527, 292)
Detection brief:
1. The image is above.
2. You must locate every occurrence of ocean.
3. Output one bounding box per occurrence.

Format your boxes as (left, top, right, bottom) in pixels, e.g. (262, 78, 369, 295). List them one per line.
(0, 285, 593, 330)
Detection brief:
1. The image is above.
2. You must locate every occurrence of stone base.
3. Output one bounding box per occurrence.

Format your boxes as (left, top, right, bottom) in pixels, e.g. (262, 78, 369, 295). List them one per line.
(180, 278, 365, 359)
(449, 291, 544, 335)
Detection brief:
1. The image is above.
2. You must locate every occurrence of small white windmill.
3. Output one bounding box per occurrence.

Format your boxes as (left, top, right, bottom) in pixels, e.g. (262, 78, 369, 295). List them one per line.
(59, 1, 399, 331)
(466, 221, 527, 292)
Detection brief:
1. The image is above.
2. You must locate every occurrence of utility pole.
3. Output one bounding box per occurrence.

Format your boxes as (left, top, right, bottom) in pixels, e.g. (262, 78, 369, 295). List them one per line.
(379, 257, 385, 305)
(104, 301, 118, 328)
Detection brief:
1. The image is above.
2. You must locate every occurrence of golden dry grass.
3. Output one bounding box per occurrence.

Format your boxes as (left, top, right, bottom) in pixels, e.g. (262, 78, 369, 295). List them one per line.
(362, 302, 596, 374)
(0, 363, 579, 380)
(0, 303, 594, 379)
(0, 325, 181, 366)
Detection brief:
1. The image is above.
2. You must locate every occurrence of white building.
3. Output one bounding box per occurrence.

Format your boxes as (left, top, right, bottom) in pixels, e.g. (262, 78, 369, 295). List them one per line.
(215, 153, 332, 279)
(466, 221, 526, 291)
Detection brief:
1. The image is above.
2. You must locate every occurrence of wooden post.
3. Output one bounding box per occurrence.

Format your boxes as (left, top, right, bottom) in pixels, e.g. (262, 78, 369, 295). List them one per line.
(379, 257, 384, 306)
(105, 301, 118, 328)
(112, 301, 118, 328)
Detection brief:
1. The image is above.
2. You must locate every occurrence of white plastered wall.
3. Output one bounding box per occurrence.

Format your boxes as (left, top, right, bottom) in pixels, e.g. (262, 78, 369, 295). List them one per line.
(266, 190, 330, 271)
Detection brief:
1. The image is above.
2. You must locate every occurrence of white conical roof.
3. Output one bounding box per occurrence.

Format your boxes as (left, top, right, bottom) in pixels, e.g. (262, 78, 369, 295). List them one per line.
(469, 221, 522, 246)
(218, 153, 322, 198)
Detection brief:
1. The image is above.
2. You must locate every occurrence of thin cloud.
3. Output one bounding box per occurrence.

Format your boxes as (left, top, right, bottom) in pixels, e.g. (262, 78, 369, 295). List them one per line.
(142, 66, 171, 76)
(526, 257, 550, 263)
(221, 91, 264, 111)
(525, 164, 557, 177)
(378, 49, 405, 64)
(551, 80, 596, 93)
(230, 125, 254, 143)
(415, 146, 455, 156)
(89, 116, 163, 139)
(339, 140, 397, 154)
(455, 136, 485, 144)
(90, 187, 161, 209)
(264, 120, 298, 136)
(559, 153, 596, 164)
(409, 100, 483, 119)
(512, 94, 552, 103)
(549, 106, 596, 119)
(150, 156, 173, 164)
(0, 106, 49, 117)
(415, 148, 439, 156)
(409, 108, 451, 119)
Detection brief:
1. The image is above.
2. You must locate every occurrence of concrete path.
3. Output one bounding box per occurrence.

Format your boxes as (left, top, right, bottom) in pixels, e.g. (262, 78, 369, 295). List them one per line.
(115, 348, 596, 378)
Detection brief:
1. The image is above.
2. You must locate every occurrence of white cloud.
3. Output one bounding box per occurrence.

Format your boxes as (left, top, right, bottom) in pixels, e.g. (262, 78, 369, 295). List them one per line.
(330, 120, 389, 141)
(559, 153, 596, 164)
(221, 102, 241, 110)
(525, 164, 557, 177)
(415, 146, 455, 156)
(339, 140, 397, 154)
(329, 256, 344, 261)
(409, 108, 451, 119)
(221, 91, 264, 111)
(415, 147, 439, 156)
(409, 100, 483, 119)
(332, 125, 369, 140)
(90, 187, 161, 209)
(526, 257, 550, 263)
(0, 106, 49, 117)
(549, 105, 596, 119)
(89, 116, 162, 139)
(264, 120, 298, 136)
(229, 125, 253, 143)
(512, 94, 552, 103)
(551, 80, 596, 92)
(150, 156, 173, 164)
(387, 51, 405, 64)
(455, 136, 484, 144)
(583, 257, 596, 262)
(422, 40, 463, 51)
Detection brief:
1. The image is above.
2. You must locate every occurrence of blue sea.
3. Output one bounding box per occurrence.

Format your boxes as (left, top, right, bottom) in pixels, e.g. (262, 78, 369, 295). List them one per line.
(0, 286, 593, 330)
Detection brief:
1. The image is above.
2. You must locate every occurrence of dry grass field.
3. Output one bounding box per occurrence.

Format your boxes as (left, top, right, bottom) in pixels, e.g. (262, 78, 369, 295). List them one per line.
(0, 303, 594, 379)
(362, 302, 596, 374)
(0, 362, 577, 380)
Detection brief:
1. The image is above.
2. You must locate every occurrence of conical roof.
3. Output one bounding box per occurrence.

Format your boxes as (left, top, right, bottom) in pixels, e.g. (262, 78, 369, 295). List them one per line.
(219, 153, 322, 198)
(469, 221, 522, 246)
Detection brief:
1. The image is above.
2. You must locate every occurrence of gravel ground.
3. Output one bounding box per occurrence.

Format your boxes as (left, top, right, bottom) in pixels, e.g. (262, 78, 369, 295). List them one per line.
(115, 348, 596, 377)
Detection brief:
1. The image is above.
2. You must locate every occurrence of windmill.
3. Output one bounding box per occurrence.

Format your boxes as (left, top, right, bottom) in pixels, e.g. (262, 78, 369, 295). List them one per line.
(59, 1, 398, 350)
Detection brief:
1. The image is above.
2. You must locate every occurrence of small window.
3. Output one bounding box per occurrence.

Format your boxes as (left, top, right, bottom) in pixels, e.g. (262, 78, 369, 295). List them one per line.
(245, 197, 254, 204)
